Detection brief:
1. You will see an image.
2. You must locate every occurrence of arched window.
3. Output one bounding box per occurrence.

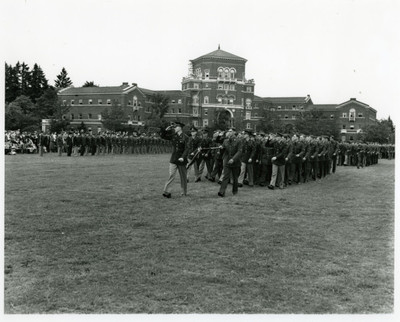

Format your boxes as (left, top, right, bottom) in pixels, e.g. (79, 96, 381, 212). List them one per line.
(230, 68, 236, 79)
(218, 67, 224, 78)
(192, 95, 199, 104)
(224, 68, 229, 79)
(349, 108, 356, 122)
(204, 96, 209, 104)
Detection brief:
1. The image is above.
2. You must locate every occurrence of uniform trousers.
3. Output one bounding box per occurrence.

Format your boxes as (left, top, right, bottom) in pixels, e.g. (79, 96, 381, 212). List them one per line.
(270, 164, 285, 188)
(219, 165, 240, 195)
(164, 163, 187, 195)
(239, 162, 254, 185)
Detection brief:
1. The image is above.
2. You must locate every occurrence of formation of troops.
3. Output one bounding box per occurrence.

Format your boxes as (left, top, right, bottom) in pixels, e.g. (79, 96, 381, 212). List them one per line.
(4, 129, 173, 156)
(158, 123, 395, 197)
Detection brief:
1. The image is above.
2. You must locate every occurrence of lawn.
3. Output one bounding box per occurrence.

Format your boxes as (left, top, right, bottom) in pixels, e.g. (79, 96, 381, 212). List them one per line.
(4, 153, 394, 313)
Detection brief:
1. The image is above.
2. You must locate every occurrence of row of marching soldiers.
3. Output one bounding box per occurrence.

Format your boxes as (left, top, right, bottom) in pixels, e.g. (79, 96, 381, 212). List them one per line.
(45, 130, 173, 156)
(185, 126, 389, 190)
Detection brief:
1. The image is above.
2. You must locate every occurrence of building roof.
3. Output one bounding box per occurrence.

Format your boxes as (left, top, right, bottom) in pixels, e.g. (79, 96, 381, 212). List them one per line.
(261, 96, 312, 105)
(192, 47, 247, 62)
(311, 104, 338, 111)
(58, 84, 136, 95)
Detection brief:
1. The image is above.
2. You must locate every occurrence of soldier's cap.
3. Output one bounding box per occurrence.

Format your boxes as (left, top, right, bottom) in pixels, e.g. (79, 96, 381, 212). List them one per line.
(283, 133, 290, 139)
(228, 127, 236, 132)
(258, 131, 266, 137)
(244, 129, 255, 136)
(276, 132, 283, 137)
(202, 127, 211, 133)
(173, 121, 185, 128)
(189, 126, 198, 132)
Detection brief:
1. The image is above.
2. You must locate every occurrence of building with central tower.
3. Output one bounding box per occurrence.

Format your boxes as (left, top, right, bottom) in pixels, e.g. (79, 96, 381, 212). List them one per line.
(181, 46, 255, 128)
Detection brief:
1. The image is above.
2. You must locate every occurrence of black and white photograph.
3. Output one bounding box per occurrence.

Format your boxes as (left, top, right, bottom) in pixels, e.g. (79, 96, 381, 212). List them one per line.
(2, 0, 398, 321)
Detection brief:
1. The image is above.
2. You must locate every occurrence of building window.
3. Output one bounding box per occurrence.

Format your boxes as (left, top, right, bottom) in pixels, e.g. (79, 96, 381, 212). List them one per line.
(230, 68, 236, 79)
(342, 124, 346, 129)
(292, 105, 296, 110)
(292, 115, 296, 120)
(171, 108, 175, 114)
(350, 125, 355, 130)
(350, 136, 354, 141)
(178, 108, 182, 114)
(79, 113, 82, 119)
(194, 83, 199, 89)
(193, 120, 199, 127)
(89, 99, 92, 105)
(300, 106, 304, 110)
(98, 99, 103, 105)
(193, 107, 198, 116)
(133, 96, 138, 106)
(204, 109, 208, 116)
(255, 113, 258, 117)
(62, 115, 66, 120)
(224, 84, 229, 90)
(138, 115, 141, 121)
(229, 85, 235, 91)
(218, 97, 222, 103)
(218, 67, 223, 78)
(349, 108, 356, 122)
(88, 113, 92, 119)
(246, 98, 252, 108)
(330, 115, 334, 119)
(229, 97, 234, 104)
(246, 112, 251, 120)
(62, 100, 66, 105)
(171, 100, 176, 104)
(204, 96, 209, 104)
(178, 99, 182, 104)
(203, 119, 208, 127)
(71, 100, 75, 105)
(107, 99, 111, 105)
(247, 87, 252, 92)
(205, 83, 209, 88)
(98, 114, 102, 120)
(358, 113, 363, 117)
(270, 108, 275, 111)
(277, 106, 281, 110)
(145, 106, 151, 113)
(204, 69, 210, 79)
(192, 95, 199, 104)
(284, 115, 289, 119)
(342, 113, 347, 118)
(246, 123, 251, 129)
(79, 99, 83, 105)
(71, 113, 74, 120)
(218, 84, 223, 90)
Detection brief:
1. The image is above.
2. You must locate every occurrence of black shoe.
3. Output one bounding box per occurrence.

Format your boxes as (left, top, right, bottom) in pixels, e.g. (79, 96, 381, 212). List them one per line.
(267, 185, 274, 190)
(238, 183, 243, 188)
(243, 180, 249, 185)
(218, 192, 224, 197)
(195, 178, 201, 182)
(187, 178, 190, 183)
(209, 177, 215, 182)
(217, 181, 222, 185)
(162, 192, 171, 198)
(259, 183, 265, 187)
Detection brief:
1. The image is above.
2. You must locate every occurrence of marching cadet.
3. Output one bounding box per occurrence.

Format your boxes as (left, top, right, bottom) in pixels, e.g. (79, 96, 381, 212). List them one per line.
(187, 126, 200, 182)
(56, 132, 64, 156)
(268, 133, 288, 190)
(200, 128, 214, 181)
(259, 133, 274, 186)
(218, 127, 242, 197)
(209, 130, 225, 182)
(66, 131, 73, 156)
(283, 134, 293, 186)
(288, 134, 305, 184)
(330, 136, 339, 173)
(252, 132, 263, 186)
(238, 130, 256, 187)
(160, 121, 190, 198)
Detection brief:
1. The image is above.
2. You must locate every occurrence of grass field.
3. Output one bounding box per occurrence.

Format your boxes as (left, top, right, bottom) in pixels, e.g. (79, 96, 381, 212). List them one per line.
(4, 153, 394, 314)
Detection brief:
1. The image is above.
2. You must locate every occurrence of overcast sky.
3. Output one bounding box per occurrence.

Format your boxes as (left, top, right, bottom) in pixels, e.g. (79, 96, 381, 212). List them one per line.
(2, 0, 400, 123)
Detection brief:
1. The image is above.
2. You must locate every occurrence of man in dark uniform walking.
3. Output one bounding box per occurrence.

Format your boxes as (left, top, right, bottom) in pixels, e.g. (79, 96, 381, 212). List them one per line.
(160, 122, 190, 198)
(218, 128, 243, 197)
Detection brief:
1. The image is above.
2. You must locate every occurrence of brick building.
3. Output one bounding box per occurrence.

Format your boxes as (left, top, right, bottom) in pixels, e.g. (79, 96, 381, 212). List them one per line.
(55, 47, 377, 140)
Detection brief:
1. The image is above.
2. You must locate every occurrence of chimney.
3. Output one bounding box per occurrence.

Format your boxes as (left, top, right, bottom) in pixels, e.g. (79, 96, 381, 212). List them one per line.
(132, 83, 137, 87)
(350, 98, 356, 100)
(122, 82, 129, 87)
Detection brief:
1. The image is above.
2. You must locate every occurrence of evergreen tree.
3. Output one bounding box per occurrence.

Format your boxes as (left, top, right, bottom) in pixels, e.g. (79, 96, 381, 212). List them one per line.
(35, 87, 59, 119)
(146, 93, 170, 128)
(20, 62, 31, 96)
(82, 81, 98, 87)
(54, 67, 72, 88)
(5, 63, 20, 103)
(5, 95, 40, 130)
(30, 63, 49, 102)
